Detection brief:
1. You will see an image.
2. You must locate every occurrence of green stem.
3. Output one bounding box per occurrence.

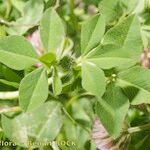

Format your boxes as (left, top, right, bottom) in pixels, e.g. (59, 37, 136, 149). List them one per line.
(0, 18, 10, 26)
(62, 107, 90, 133)
(66, 92, 93, 108)
(79, 92, 94, 97)
(0, 127, 2, 132)
(65, 96, 78, 108)
(0, 75, 59, 100)
(5, 0, 12, 19)
(0, 106, 22, 114)
(54, 0, 60, 9)
(128, 123, 150, 134)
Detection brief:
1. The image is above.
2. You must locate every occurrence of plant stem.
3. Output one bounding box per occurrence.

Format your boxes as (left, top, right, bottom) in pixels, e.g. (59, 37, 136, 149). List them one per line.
(0, 18, 10, 26)
(66, 92, 93, 108)
(127, 123, 150, 134)
(0, 76, 57, 100)
(54, 0, 60, 9)
(0, 91, 19, 100)
(62, 107, 90, 133)
(5, 0, 12, 19)
(65, 96, 78, 108)
(0, 106, 22, 114)
(0, 127, 2, 132)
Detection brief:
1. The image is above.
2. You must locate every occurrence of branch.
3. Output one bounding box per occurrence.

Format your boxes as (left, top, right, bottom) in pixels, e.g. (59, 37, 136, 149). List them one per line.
(0, 91, 19, 100)
(128, 123, 150, 134)
(0, 106, 22, 114)
(54, 0, 60, 9)
(62, 107, 90, 133)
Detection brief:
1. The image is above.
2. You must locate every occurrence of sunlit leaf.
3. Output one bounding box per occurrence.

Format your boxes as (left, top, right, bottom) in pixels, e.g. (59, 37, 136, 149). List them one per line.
(2, 101, 63, 148)
(96, 84, 129, 138)
(82, 62, 106, 97)
(0, 36, 39, 70)
(40, 8, 65, 53)
(19, 68, 48, 111)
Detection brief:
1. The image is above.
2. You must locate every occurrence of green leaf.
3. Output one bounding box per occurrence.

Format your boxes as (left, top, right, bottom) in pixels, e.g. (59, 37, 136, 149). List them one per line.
(81, 14, 105, 55)
(39, 52, 56, 67)
(99, 0, 122, 23)
(120, 0, 139, 14)
(67, 99, 95, 149)
(19, 68, 48, 111)
(95, 84, 129, 138)
(136, 135, 150, 150)
(7, 0, 44, 35)
(11, 0, 25, 15)
(0, 79, 19, 88)
(103, 15, 143, 57)
(118, 66, 150, 104)
(2, 101, 63, 148)
(1, 66, 22, 82)
(52, 68, 62, 96)
(40, 8, 65, 53)
(0, 36, 39, 70)
(86, 44, 137, 69)
(81, 62, 106, 97)
(71, 98, 93, 125)
(44, 0, 55, 9)
(85, 15, 142, 69)
(83, 0, 101, 5)
(44, 0, 54, 3)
